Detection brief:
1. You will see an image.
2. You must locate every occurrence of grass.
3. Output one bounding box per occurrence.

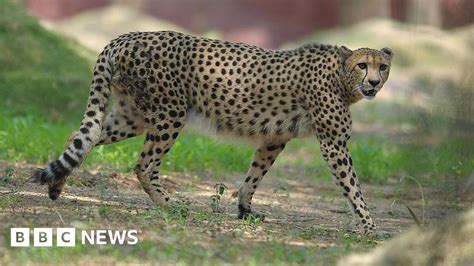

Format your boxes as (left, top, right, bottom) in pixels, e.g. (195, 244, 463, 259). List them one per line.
(1, 203, 379, 265)
(0, 0, 93, 122)
(392, 175, 427, 227)
(283, 134, 473, 184)
(0, 112, 255, 174)
(0, 194, 18, 209)
(1, 111, 472, 184)
(3, 196, 382, 265)
(4, 238, 353, 265)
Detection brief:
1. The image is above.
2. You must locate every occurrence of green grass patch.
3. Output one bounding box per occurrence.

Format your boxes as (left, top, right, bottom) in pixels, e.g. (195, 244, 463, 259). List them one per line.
(0, 0, 92, 122)
(0, 194, 18, 209)
(2, 218, 377, 265)
(0, 111, 254, 174)
(351, 138, 473, 183)
(4, 238, 347, 265)
(2, 111, 472, 184)
(283, 136, 473, 184)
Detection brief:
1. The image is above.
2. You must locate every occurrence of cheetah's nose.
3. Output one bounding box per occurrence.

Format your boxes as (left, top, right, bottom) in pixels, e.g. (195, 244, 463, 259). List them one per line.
(369, 80, 380, 87)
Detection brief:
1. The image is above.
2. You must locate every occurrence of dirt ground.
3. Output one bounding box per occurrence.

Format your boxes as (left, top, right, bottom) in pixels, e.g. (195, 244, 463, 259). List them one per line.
(0, 160, 469, 264)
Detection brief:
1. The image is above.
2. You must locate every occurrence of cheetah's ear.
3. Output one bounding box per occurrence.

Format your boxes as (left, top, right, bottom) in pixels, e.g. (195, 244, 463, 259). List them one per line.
(381, 47, 393, 59)
(338, 46, 353, 62)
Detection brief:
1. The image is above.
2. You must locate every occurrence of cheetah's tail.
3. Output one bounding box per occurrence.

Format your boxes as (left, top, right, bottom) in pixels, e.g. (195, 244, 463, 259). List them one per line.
(29, 46, 115, 200)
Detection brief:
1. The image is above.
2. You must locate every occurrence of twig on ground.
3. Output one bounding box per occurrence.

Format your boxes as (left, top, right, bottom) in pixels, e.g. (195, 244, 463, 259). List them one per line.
(55, 210, 66, 225)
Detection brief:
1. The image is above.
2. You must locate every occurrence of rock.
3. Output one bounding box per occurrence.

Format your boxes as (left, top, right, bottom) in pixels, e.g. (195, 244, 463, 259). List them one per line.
(339, 208, 474, 266)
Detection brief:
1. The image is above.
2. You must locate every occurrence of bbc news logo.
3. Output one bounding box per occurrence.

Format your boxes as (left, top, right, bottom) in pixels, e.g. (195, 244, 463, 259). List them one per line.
(11, 228, 139, 247)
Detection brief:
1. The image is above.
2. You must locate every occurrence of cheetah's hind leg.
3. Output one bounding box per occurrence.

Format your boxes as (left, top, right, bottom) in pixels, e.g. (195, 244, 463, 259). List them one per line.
(237, 140, 287, 221)
(96, 100, 145, 146)
(134, 118, 185, 207)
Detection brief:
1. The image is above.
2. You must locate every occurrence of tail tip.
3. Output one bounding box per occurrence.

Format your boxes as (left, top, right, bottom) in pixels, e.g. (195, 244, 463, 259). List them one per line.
(28, 168, 51, 185)
(29, 166, 67, 201)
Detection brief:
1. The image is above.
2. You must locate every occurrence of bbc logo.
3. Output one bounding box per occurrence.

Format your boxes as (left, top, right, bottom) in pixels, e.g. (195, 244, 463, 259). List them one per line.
(11, 228, 139, 247)
(11, 228, 75, 247)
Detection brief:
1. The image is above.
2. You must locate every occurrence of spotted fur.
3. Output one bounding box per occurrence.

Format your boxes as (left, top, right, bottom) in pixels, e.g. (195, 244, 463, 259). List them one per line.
(30, 31, 393, 234)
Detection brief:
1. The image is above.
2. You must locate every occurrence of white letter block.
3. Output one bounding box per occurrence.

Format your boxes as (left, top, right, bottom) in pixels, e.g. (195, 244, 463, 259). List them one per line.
(34, 228, 53, 247)
(11, 228, 30, 247)
(57, 228, 76, 247)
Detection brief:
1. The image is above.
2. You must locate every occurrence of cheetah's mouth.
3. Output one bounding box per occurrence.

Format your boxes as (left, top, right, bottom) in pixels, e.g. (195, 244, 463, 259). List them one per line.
(360, 89, 377, 99)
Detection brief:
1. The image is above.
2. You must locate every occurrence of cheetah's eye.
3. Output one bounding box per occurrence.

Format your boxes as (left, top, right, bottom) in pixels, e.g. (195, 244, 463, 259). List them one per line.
(357, 63, 367, 70)
(380, 64, 388, 71)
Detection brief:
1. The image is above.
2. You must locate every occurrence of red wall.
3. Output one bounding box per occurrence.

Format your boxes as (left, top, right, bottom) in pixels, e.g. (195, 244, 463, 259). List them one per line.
(23, 0, 474, 47)
(25, 0, 110, 20)
(441, 0, 474, 28)
(142, 0, 337, 48)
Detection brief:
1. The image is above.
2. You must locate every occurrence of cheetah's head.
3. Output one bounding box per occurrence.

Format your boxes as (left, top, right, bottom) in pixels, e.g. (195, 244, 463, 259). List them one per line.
(339, 46, 393, 101)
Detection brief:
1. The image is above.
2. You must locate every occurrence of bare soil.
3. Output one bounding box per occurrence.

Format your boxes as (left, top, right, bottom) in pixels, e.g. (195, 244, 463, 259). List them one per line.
(0, 160, 469, 263)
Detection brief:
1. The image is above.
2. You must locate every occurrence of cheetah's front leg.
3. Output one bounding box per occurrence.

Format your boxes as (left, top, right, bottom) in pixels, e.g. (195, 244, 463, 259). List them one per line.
(319, 140, 376, 234)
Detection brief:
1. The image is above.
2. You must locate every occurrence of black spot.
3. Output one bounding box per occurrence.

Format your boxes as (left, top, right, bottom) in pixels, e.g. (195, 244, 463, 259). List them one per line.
(266, 144, 279, 151)
(73, 139, 82, 149)
(350, 178, 355, 186)
(161, 133, 170, 141)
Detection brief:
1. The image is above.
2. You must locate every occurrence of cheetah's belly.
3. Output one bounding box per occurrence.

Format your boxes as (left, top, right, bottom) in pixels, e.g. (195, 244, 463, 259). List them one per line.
(184, 106, 314, 145)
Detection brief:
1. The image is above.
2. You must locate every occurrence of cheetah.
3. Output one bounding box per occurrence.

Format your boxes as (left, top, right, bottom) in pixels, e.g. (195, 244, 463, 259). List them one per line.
(30, 31, 393, 234)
